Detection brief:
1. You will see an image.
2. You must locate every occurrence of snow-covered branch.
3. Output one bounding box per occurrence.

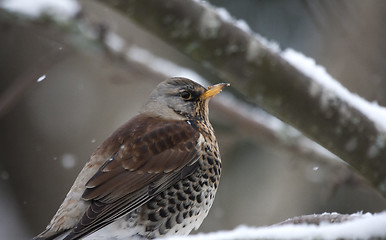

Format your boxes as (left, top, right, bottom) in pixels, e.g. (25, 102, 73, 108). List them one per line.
(166, 211, 386, 240)
(100, 0, 386, 196)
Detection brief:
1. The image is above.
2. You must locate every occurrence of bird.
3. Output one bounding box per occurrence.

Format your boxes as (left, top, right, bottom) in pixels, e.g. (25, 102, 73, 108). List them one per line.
(33, 77, 229, 240)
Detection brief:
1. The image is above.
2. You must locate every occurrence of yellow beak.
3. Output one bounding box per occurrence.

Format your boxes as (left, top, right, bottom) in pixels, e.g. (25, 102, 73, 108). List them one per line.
(200, 83, 230, 100)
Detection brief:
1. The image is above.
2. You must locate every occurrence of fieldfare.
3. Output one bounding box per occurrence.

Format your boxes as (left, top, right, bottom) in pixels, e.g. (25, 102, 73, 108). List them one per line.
(33, 77, 229, 240)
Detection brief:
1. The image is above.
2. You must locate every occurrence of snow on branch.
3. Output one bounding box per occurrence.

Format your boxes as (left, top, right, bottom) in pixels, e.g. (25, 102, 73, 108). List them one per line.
(166, 212, 386, 240)
(100, 0, 386, 196)
(0, 0, 80, 20)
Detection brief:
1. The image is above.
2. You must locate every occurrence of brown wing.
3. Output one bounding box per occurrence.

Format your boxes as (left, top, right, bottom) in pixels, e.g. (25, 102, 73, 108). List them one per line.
(64, 114, 201, 240)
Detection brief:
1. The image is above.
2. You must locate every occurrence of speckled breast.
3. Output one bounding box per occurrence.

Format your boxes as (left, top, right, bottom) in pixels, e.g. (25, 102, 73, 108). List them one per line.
(136, 140, 221, 239)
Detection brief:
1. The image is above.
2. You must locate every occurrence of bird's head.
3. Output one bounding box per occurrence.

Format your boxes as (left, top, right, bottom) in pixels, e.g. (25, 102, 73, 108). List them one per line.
(142, 77, 229, 121)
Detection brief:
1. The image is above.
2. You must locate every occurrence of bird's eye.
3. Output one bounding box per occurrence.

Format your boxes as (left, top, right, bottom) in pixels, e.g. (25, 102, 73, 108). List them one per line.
(180, 90, 191, 99)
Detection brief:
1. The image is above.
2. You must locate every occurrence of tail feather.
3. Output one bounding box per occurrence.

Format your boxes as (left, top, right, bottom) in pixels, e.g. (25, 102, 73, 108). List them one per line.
(33, 229, 71, 240)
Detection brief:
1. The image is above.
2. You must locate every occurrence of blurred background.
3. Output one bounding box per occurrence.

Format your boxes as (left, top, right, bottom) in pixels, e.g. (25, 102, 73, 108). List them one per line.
(1, 0, 386, 239)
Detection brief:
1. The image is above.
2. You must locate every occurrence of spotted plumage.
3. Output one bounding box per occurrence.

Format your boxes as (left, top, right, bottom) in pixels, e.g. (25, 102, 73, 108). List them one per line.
(33, 77, 229, 240)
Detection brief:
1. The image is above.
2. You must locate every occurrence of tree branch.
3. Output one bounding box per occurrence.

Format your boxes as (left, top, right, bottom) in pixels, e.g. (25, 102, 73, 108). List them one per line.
(100, 0, 386, 196)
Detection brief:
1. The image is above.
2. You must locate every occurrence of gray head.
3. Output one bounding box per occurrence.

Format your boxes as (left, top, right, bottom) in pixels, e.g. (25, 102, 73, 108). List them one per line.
(141, 77, 229, 121)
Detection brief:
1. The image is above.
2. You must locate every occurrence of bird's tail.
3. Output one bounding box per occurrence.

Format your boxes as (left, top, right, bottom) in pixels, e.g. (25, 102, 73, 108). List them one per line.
(32, 229, 70, 240)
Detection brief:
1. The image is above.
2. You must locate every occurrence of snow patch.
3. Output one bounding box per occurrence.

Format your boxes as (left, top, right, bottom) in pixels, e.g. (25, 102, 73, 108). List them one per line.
(215, 7, 232, 22)
(215, 6, 251, 33)
(234, 19, 251, 33)
(253, 33, 280, 53)
(246, 39, 263, 61)
(0, 0, 80, 20)
(105, 32, 125, 53)
(199, 8, 221, 39)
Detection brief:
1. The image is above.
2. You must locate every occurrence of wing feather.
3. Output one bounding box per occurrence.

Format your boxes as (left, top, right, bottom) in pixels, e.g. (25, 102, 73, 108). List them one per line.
(64, 115, 201, 240)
